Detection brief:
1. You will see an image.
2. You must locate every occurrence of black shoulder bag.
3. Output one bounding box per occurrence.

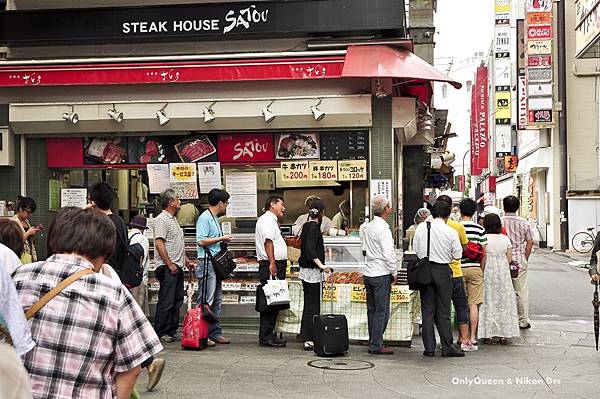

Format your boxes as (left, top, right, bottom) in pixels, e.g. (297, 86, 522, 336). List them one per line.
(204, 212, 237, 281)
(407, 221, 432, 290)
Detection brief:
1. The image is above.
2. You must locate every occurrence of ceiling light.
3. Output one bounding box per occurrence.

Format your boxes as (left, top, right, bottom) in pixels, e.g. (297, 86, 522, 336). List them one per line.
(203, 102, 216, 123)
(310, 99, 325, 121)
(262, 100, 276, 123)
(107, 105, 124, 123)
(62, 106, 79, 124)
(156, 103, 170, 126)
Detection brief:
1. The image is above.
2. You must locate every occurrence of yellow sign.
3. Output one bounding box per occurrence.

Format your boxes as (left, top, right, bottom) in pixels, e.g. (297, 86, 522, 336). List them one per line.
(322, 284, 338, 302)
(280, 161, 309, 181)
(390, 285, 411, 303)
(170, 163, 196, 182)
(350, 284, 367, 302)
(495, 91, 511, 122)
(309, 160, 338, 181)
(338, 160, 367, 181)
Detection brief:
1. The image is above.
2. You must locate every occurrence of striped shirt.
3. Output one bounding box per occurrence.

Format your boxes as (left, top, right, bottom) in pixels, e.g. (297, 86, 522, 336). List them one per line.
(461, 221, 488, 267)
(153, 210, 185, 267)
(501, 213, 534, 264)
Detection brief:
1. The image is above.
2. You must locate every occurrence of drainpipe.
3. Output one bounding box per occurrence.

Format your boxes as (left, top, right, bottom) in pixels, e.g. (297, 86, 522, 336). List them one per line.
(557, 0, 569, 250)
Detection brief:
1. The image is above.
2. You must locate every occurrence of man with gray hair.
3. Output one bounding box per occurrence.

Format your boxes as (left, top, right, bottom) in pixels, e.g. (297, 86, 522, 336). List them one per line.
(153, 189, 194, 343)
(362, 195, 397, 355)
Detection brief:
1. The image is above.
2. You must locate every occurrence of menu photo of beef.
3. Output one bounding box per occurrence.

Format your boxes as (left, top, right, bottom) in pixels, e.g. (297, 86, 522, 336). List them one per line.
(128, 136, 168, 164)
(174, 135, 217, 163)
(275, 133, 320, 160)
(84, 137, 127, 164)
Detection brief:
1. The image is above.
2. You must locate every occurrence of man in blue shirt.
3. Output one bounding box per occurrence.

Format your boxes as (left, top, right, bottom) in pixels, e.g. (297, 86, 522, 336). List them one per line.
(196, 189, 234, 345)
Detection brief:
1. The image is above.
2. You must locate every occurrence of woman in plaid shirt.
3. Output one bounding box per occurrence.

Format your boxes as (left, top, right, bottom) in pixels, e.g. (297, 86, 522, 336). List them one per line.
(12, 208, 162, 399)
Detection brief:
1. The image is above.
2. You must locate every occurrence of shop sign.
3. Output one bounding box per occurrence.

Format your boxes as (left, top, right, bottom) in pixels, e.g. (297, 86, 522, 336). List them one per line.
(495, 0, 511, 21)
(495, 58, 512, 86)
(495, 91, 512, 124)
(527, 40, 552, 54)
(280, 160, 310, 181)
(309, 160, 338, 180)
(528, 82, 553, 96)
(504, 155, 518, 172)
(527, 0, 552, 12)
(169, 163, 199, 199)
(350, 284, 367, 302)
(575, 0, 600, 58)
(337, 160, 367, 181)
(527, 11, 552, 25)
(517, 19, 526, 73)
(527, 25, 552, 40)
(495, 124, 512, 156)
(495, 26, 511, 52)
(527, 67, 552, 82)
(217, 133, 274, 163)
(528, 109, 553, 124)
(470, 67, 489, 176)
(370, 179, 392, 200)
(518, 75, 528, 130)
(528, 96, 553, 110)
(390, 285, 410, 303)
(527, 55, 552, 68)
(60, 188, 87, 208)
(322, 284, 339, 301)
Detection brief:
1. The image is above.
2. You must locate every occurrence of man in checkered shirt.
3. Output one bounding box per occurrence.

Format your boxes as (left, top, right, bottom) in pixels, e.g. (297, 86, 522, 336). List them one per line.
(12, 208, 162, 399)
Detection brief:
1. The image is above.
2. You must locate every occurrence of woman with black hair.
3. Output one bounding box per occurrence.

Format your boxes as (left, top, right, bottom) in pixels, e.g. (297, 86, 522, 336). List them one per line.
(478, 213, 520, 345)
(11, 195, 39, 263)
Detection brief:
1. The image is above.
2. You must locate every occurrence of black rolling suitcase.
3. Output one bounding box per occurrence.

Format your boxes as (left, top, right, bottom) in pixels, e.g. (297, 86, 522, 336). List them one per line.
(313, 278, 349, 357)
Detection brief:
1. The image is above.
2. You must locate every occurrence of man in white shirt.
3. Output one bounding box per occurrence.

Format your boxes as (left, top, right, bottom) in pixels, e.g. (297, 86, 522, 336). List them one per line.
(413, 201, 464, 358)
(255, 195, 288, 348)
(292, 195, 333, 235)
(363, 195, 397, 355)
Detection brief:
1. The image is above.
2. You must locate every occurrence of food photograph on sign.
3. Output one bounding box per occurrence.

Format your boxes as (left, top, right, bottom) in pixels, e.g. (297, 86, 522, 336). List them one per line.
(174, 134, 217, 163)
(84, 137, 128, 164)
(128, 136, 168, 164)
(275, 133, 320, 160)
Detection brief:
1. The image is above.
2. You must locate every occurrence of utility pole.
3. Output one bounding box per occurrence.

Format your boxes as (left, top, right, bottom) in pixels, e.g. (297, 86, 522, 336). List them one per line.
(557, 0, 569, 250)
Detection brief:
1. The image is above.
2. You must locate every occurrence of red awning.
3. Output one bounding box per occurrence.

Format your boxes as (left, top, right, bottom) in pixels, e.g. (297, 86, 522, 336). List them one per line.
(342, 45, 462, 89)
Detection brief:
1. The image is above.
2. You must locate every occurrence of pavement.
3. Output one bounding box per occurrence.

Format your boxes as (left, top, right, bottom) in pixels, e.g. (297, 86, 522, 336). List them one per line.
(136, 249, 600, 399)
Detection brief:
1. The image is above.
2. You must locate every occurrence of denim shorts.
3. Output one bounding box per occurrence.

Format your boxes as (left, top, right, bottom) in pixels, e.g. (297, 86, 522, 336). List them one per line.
(451, 277, 469, 324)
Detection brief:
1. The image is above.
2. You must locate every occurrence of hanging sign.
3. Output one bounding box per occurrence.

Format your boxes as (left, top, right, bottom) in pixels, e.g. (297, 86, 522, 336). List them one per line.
(527, 67, 552, 82)
(470, 66, 489, 176)
(518, 75, 528, 130)
(309, 160, 338, 180)
(495, 91, 512, 124)
(527, 40, 552, 54)
(527, 55, 552, 68)
(495, 124, 512, 156)
(527, 25, 552, 39)
(337, 160, 367, 181)
(527, 0, 552, 12)
(529, 109, 553, 124)
(527, 11, 552, 25)
(528, 96, 553, 110)
(528, 82, 553, 96)
(504, 155, 519, 172)
(280, 160, 310, 181)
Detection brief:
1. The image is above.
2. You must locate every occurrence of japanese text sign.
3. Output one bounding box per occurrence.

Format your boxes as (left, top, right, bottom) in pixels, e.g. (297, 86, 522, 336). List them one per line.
(337, 160, 367, 181)
(280, 160, 309, 181)
(309, 160, 338, 180)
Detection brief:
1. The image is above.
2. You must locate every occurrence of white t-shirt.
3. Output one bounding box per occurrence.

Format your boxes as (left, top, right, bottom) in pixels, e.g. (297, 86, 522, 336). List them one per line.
(255, 211, 287, 261)
(414, 219, 462, 264)
(128, 229, 150, 282)
(0, 243, 22, 276)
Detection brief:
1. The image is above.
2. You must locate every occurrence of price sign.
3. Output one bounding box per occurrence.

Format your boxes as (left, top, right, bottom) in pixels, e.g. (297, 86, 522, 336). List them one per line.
(390, 285, 411, 303)
(309, 160, 338, 181)
(322, 284, 339, 302)
(350, 284, 367, 303)
(169, 163, 196, 182)
(337, 160, 367, 181)
(280, 161, 309, 181)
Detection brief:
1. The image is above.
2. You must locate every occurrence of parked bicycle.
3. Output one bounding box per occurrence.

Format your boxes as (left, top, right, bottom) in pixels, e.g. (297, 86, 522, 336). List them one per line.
(572, 226, 599, 253)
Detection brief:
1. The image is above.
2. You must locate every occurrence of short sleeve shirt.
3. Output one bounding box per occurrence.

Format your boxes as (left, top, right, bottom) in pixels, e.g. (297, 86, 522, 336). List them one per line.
(447, 220, 469, 277)
(255, 211, 287, 261)
(196, 210, 221, 258)
(153, 210, 185, 267)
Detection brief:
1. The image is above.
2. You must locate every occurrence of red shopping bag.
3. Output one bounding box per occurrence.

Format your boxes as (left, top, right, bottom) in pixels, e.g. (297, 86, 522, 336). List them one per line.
(181, 307, 209, 350)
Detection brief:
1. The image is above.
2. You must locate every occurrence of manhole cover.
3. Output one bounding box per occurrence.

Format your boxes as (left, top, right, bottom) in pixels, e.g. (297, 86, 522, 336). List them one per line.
(307, 359, 375, 371)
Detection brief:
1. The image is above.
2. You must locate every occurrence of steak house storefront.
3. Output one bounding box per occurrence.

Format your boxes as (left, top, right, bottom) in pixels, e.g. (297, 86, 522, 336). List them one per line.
(0, 1, 460, 333)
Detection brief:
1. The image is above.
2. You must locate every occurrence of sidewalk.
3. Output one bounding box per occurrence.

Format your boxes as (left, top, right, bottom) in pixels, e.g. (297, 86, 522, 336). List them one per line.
(137, 317, 599, 399)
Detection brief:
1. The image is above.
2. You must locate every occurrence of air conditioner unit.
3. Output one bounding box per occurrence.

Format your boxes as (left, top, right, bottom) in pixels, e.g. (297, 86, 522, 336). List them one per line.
(0, 128, 15, 166)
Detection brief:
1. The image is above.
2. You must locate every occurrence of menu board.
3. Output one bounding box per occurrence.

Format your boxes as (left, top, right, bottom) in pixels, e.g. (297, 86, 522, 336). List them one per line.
(225, 172, 258, 217)
(309, 160, 338, 181)
(320, 131, 369, 161)
(338, 160, 367, 181)
(169, 163, 199, 199)
(197, 162, 222, 193)
(280, 161, 310, 181)
(147, 164, 171, 194)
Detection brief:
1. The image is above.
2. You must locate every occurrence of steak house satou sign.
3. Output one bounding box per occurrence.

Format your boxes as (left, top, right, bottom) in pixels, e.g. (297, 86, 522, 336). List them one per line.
(0, 0, 406, 46)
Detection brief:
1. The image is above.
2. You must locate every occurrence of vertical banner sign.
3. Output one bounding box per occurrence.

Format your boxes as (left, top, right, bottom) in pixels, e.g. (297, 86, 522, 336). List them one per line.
(518, 75, 528, 130)
(517, 19, 526, 74)
(470, 66, 489, 176)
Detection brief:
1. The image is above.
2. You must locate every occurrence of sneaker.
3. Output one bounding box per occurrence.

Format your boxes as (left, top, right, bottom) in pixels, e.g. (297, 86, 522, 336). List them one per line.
(146, 358, 165, 391)
(160, 335, 174, 343)
(460, 342, 477, 352)
(303, 341, 314, 351)
(212, 335, 231, 344)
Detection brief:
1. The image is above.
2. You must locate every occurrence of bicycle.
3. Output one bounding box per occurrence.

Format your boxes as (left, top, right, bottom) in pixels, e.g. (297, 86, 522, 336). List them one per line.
(571, 226, 599, 253)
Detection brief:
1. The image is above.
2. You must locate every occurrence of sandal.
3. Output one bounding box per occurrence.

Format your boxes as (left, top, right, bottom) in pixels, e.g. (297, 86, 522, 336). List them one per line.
(499, 337, 508, 345)
(470, 339, 479, 346)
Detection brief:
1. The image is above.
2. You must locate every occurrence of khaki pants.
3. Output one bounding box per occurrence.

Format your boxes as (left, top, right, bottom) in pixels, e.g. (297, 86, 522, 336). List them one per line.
(511, 260, 529, 327)
(0, 343, 32, 399)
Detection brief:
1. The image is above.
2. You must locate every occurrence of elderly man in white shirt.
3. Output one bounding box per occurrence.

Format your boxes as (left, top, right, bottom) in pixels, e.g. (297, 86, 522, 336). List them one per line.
(363, 195, 397, 355)
(413, 201, 464, 358)
(255, 195, 288, 348)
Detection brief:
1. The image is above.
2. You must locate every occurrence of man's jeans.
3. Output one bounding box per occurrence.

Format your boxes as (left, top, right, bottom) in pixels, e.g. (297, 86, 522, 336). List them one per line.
(196, 259, 224, 339)
(363, 274, 392, 352)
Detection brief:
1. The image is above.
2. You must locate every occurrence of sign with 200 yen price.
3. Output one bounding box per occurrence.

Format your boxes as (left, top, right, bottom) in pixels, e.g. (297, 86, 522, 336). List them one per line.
(309, 160, 338, 181)
(337, 160, 367, 181)
(280, 161, 309, 181)
(322, 284, 338, 301)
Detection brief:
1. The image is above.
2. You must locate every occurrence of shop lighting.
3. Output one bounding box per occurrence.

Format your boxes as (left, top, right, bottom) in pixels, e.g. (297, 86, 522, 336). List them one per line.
(262, 100, 276, 123)
(156, 103, 170, 126)
(107, 105, 124, 123)
(203, 102, 216, 123)
(310, 99, 325, 121)
(62, 106, 79, 125)
(375, 78, 389, 98)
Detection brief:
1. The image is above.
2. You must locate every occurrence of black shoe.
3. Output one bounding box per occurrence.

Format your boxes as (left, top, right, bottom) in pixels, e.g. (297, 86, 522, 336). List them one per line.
(259, 339, 286, 348)
(519, 323, 531, 329)
(423, 351, 435, 357)
(368, 346, 394, 355)
(442, 350, 465, 358)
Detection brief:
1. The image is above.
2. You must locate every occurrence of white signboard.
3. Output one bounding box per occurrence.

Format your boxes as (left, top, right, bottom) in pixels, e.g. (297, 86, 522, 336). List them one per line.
(527, 40, 552, 55)
(226, 172, 258, 218)
(528, 96, 553, 110)
(528, 82, 553, 96)
(146, 164, 171, 194)
(527, 68, 552, 82)
(518, 75, 528, 130)
(527, 0, 552, 12)
(495, 124, 512, 155)
(370, 179, 392, 201)
(495, 58, 512, 86)
(495, 26, 512, 52)
(60, 189, 87, 208)
(518, 129, 541, 155)
(197, 162, 222, 194)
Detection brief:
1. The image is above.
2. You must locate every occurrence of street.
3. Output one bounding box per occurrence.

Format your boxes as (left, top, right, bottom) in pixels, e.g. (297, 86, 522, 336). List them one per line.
(136, 249, 600, 399)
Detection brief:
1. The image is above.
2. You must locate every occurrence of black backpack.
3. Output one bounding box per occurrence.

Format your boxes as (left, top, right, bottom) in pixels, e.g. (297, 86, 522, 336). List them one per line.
(119, 232, 144, 289)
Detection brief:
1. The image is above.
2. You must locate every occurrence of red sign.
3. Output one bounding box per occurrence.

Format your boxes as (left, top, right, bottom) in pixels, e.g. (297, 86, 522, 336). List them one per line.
(218, 134, 274, 163)
(529, 109, 553, 124)
(458, 175, 465, 192)
(527, 25, 552, 39)
(504, 155, 518, 172)
(470, 67, 489, 176)
(527, 55, 552, 68)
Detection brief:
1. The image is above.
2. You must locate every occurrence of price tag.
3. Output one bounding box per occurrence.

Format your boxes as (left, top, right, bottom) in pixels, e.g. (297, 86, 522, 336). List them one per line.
(350, 284, 367, 303)
(338, 160, 367, 181)
(322, 284, 339, 302)
(280, 161, 309, 181)
(170, 163, 196, 182)
(390, 285, 410, 303)
(309, 160, 338, 181)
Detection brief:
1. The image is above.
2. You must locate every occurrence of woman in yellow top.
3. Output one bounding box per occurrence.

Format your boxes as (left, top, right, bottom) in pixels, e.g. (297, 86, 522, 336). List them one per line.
(11, 196, 39, 263)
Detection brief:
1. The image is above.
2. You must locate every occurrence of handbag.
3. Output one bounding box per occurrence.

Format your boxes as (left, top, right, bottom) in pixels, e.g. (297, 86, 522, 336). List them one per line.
(509, 260, 521, 279)
(407, 221, 433, 290)
(262, 276, 291, 307)
(199, 253, 219, 324)
(285, 222, 303, 263)
(206, 212, 237, 281)
(464, 241, 484, 262)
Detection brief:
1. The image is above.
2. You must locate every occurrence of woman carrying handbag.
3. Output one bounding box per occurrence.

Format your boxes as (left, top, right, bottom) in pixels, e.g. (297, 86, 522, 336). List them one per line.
(298, 200, 331, 351)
